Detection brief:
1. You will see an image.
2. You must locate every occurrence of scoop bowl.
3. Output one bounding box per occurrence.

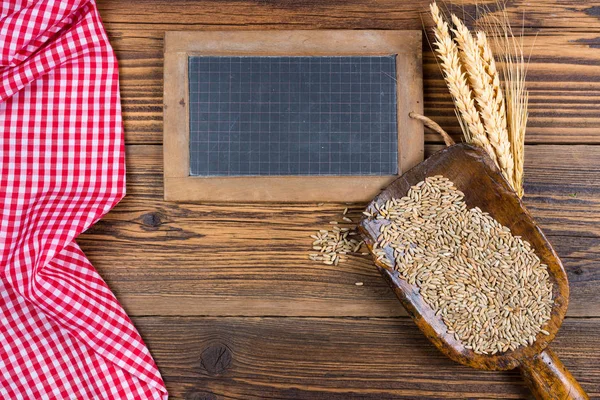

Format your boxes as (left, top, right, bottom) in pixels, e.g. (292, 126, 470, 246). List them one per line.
(359, 143, 588, 399)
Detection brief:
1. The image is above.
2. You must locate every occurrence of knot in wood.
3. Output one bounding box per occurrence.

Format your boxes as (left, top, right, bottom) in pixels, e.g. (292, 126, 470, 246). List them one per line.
(141, 212, 162, 228)
(200, 343, 232, 376)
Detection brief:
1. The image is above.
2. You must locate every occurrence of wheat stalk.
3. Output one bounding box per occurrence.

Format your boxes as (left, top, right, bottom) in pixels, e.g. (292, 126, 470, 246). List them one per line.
(503, 16, 527, 198)
(506, 70, 527, 197)
(479, 5, 528, 197)
(429, 2, 498, 165)
(502, 38, 527, 197)
(452, 14, 514, 185)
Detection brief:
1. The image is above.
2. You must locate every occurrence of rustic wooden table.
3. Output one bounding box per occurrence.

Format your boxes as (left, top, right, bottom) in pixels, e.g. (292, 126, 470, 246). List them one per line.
(83, 1, 600, 398)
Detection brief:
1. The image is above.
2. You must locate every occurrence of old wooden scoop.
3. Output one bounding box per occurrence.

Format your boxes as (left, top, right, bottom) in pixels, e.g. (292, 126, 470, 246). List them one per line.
(359, 143, 588, 399)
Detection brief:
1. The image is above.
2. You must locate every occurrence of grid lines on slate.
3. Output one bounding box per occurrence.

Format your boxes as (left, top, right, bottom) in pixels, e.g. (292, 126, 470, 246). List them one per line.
(188, 55, 398, 176)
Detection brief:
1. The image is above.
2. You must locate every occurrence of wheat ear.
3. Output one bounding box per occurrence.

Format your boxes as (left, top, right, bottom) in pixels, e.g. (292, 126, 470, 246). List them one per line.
(452, 15, 514, 185)
(507, 85, 527, 197)
(498, 12, 527, 197)
(477, 30, 523, 192)
(476, 31, 505, 122)
(477, 5, 528, 197)
(429, 2, 496, 163)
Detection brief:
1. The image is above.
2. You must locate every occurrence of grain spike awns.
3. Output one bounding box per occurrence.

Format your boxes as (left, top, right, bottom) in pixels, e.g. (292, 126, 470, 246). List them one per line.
(429, 1, 527, 197)
(371, 175, 553, 355)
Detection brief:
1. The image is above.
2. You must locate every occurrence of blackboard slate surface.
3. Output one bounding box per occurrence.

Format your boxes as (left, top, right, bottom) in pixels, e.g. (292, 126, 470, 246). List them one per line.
(164, 30, 423, 202)
(188, 56, 398, 177)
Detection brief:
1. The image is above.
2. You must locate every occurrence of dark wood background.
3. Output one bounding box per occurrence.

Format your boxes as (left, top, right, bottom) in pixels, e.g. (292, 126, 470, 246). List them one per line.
(84, 1, 600, 398)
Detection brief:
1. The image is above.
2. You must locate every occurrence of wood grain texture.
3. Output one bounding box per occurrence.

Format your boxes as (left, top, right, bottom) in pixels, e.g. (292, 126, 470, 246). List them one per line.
(90, 1, 600, 397)
(77, 145, 600, 318)
(132, 316, 600, 399)
(96, 0, 600, 145)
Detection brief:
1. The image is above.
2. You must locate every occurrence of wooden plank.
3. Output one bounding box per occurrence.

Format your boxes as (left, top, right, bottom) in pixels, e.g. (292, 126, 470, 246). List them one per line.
(133, 316, 600, 399)
(122, 144, 600, 198)
(89, 2, 600, 397)
(97, 1, 600, 30)
(76, 144, 600, 317)
(97, 0, 600, 144)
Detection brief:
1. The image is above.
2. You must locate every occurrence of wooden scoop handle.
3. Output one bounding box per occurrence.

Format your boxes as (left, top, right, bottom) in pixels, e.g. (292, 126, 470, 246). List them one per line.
(520, 347, 589, 400)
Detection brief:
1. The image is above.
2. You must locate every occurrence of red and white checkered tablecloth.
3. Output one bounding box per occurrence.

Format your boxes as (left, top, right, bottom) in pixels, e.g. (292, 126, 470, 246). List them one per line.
(0, 0, 168, 398)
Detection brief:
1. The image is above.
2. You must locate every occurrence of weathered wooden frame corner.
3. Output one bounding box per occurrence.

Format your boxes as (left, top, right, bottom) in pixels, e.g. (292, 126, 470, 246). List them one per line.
(163, 30, 423, 202)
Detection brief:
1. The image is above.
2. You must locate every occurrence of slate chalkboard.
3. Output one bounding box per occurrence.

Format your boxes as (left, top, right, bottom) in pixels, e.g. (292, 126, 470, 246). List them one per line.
(163, 30, 423, 202)
(188, 55, 398, 177)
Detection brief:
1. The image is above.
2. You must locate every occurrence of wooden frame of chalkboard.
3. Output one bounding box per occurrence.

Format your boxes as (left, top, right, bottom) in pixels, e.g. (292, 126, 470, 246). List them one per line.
(164, 30, 423, 202)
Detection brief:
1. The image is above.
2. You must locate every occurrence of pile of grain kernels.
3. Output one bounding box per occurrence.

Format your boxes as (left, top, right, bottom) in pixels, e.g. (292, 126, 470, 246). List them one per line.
(309, 208, 366, 266)
(369, 175, 553, 355)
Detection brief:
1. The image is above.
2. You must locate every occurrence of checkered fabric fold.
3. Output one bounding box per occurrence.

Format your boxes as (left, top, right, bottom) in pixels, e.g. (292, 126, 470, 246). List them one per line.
(0, 0, 168, 398)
